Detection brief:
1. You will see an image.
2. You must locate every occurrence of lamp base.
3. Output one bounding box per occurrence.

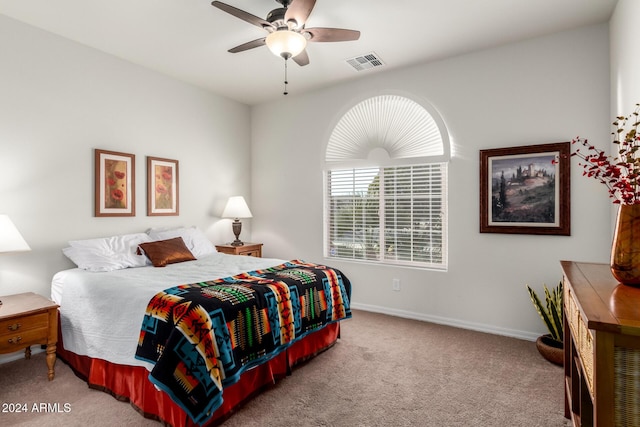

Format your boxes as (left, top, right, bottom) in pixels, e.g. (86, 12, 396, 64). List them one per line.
(231, 219, 244, 247)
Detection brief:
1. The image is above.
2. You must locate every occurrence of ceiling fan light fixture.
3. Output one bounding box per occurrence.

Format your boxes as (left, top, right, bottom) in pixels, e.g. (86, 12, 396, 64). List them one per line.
(265, 29, 307, 60)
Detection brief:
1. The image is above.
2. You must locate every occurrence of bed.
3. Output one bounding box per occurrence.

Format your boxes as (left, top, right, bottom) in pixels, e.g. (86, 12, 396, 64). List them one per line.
(51, 227, 352, 426)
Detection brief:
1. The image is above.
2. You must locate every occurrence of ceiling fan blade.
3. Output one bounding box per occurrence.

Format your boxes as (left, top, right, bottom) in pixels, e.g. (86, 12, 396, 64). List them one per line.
(292, 49, 310, 66)
(211, 1, 272, 29)
(228, 38, 266, 53)
(285, 0, 316, 28)
(304, 27, 361, 42)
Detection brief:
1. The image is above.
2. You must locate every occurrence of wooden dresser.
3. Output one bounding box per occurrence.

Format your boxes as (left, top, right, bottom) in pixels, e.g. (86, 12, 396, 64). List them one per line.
(561, 261, 640, 426)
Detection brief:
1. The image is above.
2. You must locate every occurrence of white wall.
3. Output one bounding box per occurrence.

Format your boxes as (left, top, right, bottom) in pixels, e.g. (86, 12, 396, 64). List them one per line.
(0, 7, 628, 353)
(610, 0, 640, 114)
(251, 24, 613, 340)
(0, 16, 253, 301)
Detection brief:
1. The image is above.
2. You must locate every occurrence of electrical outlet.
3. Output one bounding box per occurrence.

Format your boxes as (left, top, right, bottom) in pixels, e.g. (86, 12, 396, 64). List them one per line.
(392, 278, 401, 291)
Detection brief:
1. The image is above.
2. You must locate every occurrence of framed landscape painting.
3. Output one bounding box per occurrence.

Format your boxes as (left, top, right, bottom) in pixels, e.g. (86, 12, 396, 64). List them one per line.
(479, 142, 570, 235)
(94, 149, 135, 217)
(147, 156, 179, 216)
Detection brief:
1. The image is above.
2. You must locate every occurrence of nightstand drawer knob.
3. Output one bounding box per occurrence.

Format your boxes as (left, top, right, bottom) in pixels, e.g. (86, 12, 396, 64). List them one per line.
(8, 336, 22, 344)
(7, 323, 21, 331)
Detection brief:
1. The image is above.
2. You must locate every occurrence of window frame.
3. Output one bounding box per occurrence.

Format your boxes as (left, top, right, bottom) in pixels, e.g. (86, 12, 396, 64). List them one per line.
(323, 94, 450, 270)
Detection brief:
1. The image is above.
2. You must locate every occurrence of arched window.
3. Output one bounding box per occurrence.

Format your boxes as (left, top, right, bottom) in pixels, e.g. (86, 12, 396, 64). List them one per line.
(324, 95, 449, 269)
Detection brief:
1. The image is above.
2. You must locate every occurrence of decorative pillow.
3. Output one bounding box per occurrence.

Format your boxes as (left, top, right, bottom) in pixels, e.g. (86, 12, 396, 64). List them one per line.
(146, 226, 217, 258)
(138, 237, 196, 267)
(63, 233, 152, 272)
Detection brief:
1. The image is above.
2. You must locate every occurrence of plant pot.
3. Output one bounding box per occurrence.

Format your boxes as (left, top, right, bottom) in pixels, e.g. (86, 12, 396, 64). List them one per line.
(535, 334, 563, 366)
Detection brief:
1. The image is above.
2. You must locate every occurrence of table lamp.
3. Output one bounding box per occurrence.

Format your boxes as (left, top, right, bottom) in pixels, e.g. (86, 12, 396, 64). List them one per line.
(221, 196, 252, 246)
(0, 214, 31, 306)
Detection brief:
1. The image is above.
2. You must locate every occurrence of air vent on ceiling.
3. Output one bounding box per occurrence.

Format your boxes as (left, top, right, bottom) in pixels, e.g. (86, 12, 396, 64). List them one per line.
(345, 52, 385, 72)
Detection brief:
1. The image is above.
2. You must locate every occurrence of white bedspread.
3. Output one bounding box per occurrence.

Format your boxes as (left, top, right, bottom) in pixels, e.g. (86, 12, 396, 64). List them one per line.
(51, 253, 286, 369)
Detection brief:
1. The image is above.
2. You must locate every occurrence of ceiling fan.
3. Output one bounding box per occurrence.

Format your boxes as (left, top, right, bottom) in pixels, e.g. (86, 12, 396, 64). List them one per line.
(211, 0, 361, 67)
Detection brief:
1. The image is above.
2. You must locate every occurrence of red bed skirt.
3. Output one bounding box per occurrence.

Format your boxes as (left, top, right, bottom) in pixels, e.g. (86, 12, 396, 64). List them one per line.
(56, 322, 340, 426)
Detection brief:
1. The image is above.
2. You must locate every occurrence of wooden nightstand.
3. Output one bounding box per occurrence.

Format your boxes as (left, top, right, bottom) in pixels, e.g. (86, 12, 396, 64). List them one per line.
(0, 292, 59, 380)
(215, 242, 263, 257)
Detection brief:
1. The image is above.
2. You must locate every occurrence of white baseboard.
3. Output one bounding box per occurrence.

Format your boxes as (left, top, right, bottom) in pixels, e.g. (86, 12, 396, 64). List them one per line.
(350, 302, 540, 342)
(0, 346, 44, 365)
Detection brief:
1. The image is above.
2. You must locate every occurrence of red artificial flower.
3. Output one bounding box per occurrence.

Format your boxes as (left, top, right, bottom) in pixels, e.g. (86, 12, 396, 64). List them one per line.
(572, 104, 640, 205)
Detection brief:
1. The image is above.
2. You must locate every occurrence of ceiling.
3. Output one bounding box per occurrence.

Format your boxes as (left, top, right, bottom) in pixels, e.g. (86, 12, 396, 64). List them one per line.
(0, 0, 618, 106)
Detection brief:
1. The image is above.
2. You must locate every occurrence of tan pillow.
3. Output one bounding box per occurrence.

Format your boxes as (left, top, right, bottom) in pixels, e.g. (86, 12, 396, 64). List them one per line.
(138, 237, 196, 267)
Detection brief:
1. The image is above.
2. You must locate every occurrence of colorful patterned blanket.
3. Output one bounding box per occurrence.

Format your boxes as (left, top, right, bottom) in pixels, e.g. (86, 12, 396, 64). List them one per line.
(134, 260, 352, 425)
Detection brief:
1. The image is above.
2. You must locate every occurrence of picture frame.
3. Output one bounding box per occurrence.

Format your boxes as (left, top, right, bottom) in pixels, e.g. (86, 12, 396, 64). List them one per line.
(479, 142, 570, 235)
(147, 156, 179, 216)
(94, 149, 135, 217)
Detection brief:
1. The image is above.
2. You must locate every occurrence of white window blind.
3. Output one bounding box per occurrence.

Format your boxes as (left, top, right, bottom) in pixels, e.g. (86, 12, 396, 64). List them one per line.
(326, 164, 447, 268)
(326, 95, 445, 162)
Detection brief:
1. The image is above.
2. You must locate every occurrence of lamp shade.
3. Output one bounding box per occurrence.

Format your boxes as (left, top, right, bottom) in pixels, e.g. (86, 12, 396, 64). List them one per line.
(0, 215, 30, 252)
(222, 196, 253, 219)
(265, 30, 307, 59)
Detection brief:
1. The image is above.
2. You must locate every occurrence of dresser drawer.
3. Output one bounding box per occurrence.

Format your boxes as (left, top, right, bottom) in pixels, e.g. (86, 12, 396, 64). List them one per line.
(0, 312, 49, 333)
(564, 278, 595, 396)
(0, 312, 50, 352)
(577, 314, 595, 396)
(565, 283, 580, 341)
(0, 326, 49, 351)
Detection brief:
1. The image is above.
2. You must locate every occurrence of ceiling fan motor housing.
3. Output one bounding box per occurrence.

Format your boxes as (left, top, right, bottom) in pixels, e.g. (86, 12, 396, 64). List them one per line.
(266, 8, 286, 26)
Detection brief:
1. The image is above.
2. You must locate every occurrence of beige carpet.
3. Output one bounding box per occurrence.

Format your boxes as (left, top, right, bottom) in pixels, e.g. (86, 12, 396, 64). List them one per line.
(0, 310, 569, 426)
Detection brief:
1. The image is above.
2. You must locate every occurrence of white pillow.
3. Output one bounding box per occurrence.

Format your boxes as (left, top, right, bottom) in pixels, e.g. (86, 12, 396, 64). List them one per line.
(63, 232, 152, 272)
(146, 226, 216, 258)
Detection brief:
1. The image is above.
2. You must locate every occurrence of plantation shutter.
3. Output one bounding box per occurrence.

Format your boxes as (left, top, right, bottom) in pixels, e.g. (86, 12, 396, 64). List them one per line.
(382, 164, 446, 266)
(326, 168, 380, 261)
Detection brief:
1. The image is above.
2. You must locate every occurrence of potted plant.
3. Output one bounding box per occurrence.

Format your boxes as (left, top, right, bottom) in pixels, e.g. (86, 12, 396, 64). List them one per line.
(526, 281, 563, 365)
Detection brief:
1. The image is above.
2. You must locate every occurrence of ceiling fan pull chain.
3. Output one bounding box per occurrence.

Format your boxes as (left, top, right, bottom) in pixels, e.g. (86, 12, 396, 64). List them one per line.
(283, 59, 289, 95)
